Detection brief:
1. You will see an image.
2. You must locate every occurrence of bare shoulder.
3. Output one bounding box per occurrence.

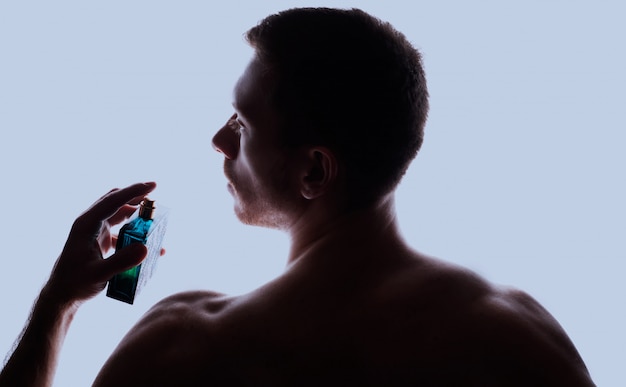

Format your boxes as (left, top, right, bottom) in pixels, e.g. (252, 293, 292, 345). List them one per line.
(465, 284, 595, 385)
(145, 289, 231, 318)
(92, 290, 234, 386)
(381, 254, 493, 306)
(386, 256, 594, 385)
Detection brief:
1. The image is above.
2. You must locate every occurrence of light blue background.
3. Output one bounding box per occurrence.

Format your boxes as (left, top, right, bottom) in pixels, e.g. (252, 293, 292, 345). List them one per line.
(1, 1, 623, 385)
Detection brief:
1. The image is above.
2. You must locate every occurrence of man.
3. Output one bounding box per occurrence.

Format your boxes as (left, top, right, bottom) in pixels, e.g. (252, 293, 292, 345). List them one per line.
(0, 8, 594, 386)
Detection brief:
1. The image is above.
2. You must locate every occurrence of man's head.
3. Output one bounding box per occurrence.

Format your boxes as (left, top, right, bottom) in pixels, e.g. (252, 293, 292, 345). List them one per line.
(245, 7, 429, 210)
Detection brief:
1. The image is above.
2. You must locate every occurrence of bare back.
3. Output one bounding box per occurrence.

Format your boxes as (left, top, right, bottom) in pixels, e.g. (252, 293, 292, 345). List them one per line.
(93, 248, 593, 386)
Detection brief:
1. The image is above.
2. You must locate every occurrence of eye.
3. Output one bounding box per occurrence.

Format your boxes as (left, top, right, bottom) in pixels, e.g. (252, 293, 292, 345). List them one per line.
(236, 119, 246, 133)
(227, 116, 244, 135)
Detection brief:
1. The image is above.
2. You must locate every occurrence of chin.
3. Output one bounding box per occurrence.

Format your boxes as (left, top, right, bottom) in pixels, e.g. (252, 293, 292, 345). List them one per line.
(233, 205, 288, 230)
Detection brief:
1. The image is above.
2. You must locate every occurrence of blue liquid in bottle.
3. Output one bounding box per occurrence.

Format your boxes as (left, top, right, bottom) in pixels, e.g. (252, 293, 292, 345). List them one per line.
(106, 199, 155, 304)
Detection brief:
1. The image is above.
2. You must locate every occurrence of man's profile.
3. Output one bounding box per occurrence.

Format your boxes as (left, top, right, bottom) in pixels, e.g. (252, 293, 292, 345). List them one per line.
(0, 7, 595, 386)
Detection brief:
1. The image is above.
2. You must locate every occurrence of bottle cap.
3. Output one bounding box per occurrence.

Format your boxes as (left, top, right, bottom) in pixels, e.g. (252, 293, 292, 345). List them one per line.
(139, 199, 156, 219)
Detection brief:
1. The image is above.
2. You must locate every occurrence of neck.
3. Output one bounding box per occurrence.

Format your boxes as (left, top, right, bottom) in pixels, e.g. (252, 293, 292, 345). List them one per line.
(286, 194, 405, 266)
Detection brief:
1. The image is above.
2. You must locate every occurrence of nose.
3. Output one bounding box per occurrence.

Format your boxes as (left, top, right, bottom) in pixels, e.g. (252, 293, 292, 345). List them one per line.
(212, 121, 239, 159)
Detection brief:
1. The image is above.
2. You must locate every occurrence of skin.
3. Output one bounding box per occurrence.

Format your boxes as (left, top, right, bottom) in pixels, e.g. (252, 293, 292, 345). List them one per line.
(91, 58, 593, 385)
(1, 57, 595, 386)
(0, 183, 155, 386)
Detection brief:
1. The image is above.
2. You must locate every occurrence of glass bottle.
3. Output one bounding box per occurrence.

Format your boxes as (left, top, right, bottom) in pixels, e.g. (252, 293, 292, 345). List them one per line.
(106, 199, 155, 304)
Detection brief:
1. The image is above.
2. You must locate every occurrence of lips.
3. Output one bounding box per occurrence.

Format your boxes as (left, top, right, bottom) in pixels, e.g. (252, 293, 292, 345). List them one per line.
(223, 161, 233, 181)
(223, 162, 236, 194)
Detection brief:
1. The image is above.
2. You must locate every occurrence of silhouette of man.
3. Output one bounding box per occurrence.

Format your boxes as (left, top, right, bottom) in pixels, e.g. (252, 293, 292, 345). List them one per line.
(1, 8, 594, 386)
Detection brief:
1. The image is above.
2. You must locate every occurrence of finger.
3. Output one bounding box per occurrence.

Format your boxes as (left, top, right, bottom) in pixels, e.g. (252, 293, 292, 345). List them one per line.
(72, 182, 156, 239)
(127, 195, 146, 206)
(97, 224, 113, 252)
(98, 243, 148, 281)
(90, 182, 156, 220)
(95, 188, 121, 201)
(107, 204, 140, 226)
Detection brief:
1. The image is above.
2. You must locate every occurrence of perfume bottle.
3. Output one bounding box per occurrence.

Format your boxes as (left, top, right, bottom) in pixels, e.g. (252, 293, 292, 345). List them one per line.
(106, 199, 155, 304)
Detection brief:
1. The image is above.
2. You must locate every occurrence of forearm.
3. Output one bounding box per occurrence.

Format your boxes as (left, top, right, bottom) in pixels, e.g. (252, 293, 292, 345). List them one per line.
(0, 286, 78, 387)
(0, 183, 155, 387)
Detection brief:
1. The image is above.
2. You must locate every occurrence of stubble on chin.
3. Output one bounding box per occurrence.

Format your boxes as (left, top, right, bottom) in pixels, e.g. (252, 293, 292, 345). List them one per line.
(224, 154, 298, 230)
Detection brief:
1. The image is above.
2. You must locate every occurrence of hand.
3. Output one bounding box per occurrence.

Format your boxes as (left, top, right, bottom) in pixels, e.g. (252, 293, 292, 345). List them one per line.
(43, 182, 157, 306)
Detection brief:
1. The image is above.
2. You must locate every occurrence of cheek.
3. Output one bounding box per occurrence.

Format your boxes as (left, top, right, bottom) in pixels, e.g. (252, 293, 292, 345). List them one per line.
(238, 138, 296, 192)
(268, 154, 296, 193)
(234, 141, 257, 173)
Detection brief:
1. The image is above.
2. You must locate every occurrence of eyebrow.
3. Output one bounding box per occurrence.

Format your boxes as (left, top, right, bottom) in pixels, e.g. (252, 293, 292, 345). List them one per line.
(231, 95, 249, 114)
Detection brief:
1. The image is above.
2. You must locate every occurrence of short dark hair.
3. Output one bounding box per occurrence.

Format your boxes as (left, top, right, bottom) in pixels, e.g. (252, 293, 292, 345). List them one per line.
(246, 8, 429, 209)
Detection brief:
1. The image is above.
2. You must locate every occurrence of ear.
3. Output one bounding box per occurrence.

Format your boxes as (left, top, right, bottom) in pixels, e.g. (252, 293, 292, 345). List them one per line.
(300, 147, 338, 200)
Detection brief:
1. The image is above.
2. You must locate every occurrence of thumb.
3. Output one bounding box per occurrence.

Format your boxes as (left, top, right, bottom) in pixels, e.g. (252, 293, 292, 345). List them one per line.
(102, 243, 148, 278)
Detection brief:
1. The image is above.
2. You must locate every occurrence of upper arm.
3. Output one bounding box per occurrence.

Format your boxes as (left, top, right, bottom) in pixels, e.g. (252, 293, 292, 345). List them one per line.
(471, 289, 595, 386)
